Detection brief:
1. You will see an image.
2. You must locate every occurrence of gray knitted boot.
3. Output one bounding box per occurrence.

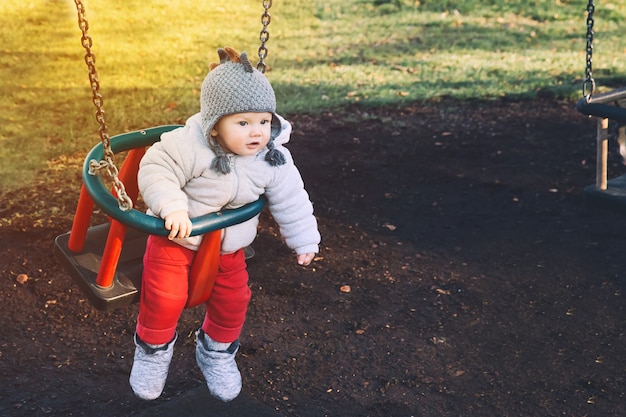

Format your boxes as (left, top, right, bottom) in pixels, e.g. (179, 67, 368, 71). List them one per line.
(129, 333, 177, 400)
(195, 329, 242, 402)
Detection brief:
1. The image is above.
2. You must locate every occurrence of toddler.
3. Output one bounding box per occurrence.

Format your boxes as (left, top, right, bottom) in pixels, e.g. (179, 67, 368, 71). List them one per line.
(130, 47, 320, 402)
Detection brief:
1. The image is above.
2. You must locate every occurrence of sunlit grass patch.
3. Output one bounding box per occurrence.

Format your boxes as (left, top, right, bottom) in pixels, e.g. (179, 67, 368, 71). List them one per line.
(1, 0, 625, 191)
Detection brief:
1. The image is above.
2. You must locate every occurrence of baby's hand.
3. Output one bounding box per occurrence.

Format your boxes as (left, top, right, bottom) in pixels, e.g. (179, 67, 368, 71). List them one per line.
(297, 253, 315, 266)
(164, 210, 192, 240)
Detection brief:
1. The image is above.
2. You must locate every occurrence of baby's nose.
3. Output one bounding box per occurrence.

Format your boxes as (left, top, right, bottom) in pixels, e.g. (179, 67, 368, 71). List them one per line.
(250, 124, 263, 135)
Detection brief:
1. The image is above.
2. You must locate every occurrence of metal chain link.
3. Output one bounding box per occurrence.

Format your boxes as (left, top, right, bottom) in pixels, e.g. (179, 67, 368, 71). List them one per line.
(74, 0, 133, 211)
(583, 0, 596, 101)
(73, 0, 271, 210)
(257, 0, 272, 73)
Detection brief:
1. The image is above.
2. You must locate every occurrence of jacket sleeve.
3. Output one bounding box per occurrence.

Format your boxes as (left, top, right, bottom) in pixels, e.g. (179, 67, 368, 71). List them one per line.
(264, 151, 320, 255)
(138, 124, 200, 218)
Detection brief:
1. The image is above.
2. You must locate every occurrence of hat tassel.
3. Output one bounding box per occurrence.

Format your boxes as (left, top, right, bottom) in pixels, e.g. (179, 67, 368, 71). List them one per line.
(265, 140, 286, 167)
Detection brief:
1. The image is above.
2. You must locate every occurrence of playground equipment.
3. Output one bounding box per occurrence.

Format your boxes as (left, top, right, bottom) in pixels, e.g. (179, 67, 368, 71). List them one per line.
(576, 0, 626, 209)
(54, 0, 273, 311)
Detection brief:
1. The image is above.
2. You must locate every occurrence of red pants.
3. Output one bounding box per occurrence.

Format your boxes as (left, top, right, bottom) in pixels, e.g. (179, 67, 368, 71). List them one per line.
(136, 235, 251, 345)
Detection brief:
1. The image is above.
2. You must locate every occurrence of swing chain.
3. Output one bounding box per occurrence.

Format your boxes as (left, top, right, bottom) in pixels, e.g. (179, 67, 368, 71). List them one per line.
(583, 0, 596, 101)
(257, 0, 272, 73)
(74, 0, 133, 212)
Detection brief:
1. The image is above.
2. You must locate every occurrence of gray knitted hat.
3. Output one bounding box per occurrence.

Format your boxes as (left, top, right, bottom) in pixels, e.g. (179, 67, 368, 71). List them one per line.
(201, 47, 285, 174)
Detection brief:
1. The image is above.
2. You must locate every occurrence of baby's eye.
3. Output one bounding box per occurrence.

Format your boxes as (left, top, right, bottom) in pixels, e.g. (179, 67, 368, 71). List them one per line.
(260, 119, 270, 125)
(238, 121, 248, 126)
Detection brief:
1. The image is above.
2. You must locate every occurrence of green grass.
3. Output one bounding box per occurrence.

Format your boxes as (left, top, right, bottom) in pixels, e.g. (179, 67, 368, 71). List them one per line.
(2, 0, 626, 191)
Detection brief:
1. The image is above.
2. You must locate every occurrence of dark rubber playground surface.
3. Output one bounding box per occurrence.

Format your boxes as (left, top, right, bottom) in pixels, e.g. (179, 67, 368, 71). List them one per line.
(133, 389, 281, 417)
(1, 100, 625, 416)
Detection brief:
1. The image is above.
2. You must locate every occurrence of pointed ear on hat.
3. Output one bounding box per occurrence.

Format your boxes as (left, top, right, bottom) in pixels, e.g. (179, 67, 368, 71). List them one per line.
(223, 47, 241, 62)
(209, 46, 247, 72)
(217, 47, 229, 63)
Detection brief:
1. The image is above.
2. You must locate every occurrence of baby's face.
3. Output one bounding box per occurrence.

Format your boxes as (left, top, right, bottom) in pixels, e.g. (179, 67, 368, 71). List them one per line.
(211, 112, 272, 156)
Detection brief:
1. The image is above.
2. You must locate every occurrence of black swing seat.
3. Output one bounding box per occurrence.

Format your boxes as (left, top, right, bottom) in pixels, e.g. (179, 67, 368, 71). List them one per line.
(577, 87, 626, 211)
(577, 87, 626, 123)
(54, 224, 147, 310)
(54, 223, 259, 311)
(583, 175, 626, 211)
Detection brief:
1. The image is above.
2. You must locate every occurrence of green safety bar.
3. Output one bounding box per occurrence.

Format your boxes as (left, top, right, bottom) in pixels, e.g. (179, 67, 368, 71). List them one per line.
(82, 126, 266, 237)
